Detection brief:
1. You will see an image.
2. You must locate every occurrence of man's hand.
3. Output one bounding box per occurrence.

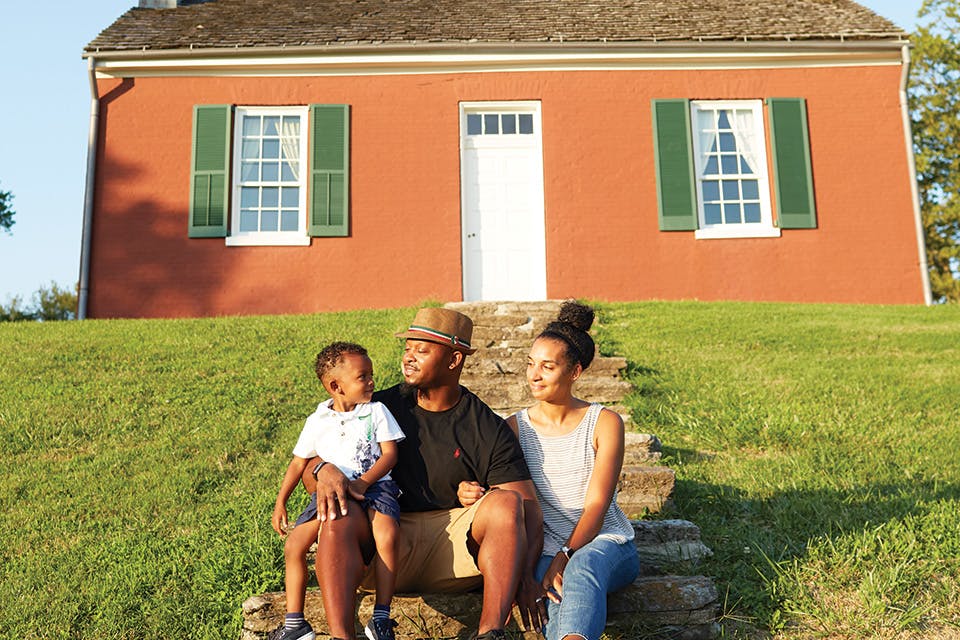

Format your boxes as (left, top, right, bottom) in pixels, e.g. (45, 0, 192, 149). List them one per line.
(315, 463, 362, 521)
(457, 480, 486, 507)
(515, 575, 548, 632)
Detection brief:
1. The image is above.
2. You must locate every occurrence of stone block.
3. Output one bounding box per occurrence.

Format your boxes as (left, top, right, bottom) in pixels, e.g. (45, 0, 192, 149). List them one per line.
(241, 573, 719, 640)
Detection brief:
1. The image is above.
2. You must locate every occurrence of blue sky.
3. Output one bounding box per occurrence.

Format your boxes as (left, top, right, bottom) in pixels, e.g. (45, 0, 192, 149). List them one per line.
(0, 0, 924, 304)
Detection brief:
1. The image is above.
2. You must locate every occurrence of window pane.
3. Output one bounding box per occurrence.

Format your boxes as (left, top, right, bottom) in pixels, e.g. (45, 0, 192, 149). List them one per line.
(742, 180, 759, 200)
(704, 156, 719, 175)
(743, 203, 761, 223)
(242, 116, 260, 136)
(704, 203, 722, 225)
(484, 114, 499, 134)
(240, 209, 259, 232)
(281, 162, 298, 182)
(282, 116, 300, 136)
(716, 110, 732, 130)
(518, 114, 533, 134)
(262, 162, 279, 182)
(739, 156, 754, 174)
(721, 155, 738, 174)
(701, 180, 720, 202)
(261, 210, 279, 232)
(502, 114, 517, 134)
(262, 187, 279, 207)
(722, 180, 740, 200)
(263, 116, 280, 136)
(242, 140, 260, 159)
(263, 139, 280, 159)
(240, 187, 258, 208)
(281, 187, 298, 208)
(719, 132, 736, 152)
(724, 203, 742, 224)
(280, 210, 299, 231)
(241, 162, 259, 181)
(467, 113, 482, 135)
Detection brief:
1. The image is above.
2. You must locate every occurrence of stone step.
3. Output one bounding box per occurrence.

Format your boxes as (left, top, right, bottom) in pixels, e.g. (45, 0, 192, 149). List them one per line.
(242, 574, 719, 640)
(618, 465, 675, 517)
(243, 520, 714, 639)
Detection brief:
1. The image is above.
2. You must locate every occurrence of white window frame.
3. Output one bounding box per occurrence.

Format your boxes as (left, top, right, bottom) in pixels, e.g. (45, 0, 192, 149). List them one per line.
(690, 100, 780, 240)
(226, 106, 310, 247)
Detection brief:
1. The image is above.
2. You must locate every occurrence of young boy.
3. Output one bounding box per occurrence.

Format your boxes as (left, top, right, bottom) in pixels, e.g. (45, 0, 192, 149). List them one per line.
(271, 342, 405, 640)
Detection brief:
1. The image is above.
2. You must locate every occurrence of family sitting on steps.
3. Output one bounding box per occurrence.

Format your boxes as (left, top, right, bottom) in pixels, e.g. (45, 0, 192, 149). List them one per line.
(271, 302, 639, 640)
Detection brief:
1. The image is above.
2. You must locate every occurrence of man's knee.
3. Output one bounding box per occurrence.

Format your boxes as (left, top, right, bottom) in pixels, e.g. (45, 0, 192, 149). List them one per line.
(474, 488, 524, 539)
(481, 487, 524, 519)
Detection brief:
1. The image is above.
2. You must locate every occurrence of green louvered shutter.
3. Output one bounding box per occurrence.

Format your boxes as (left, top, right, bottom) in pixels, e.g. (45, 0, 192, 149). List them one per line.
(652, 99, 698, 231)
(767, 98, 817, 229)
(188, 105, 231, 238)
(309, 104, 350, 237)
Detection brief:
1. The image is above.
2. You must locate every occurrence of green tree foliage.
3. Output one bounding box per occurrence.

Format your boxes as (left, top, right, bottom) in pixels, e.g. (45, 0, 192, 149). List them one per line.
(912, 0, 960, 302)
(0, 182, 13, 233)
(0, 282, 77, 322)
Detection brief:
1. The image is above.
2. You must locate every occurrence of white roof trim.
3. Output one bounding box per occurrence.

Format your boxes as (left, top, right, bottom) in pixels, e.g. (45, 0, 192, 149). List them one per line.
(89, 42, 907, 78)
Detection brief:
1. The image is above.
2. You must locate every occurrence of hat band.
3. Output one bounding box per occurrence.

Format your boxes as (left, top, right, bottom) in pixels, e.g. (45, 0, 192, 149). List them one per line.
(407, 324, 472, 349)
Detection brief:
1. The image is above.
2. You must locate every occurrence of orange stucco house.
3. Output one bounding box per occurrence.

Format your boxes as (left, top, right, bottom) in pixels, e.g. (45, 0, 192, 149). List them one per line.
(78, 0, 931, 319)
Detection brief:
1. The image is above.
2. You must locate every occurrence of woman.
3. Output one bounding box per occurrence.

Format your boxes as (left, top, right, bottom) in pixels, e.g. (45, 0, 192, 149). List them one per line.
(460, 301, 639, 640)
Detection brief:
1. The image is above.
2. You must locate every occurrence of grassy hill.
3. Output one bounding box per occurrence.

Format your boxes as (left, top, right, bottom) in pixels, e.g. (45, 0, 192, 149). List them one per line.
(1, 302, 958, 638)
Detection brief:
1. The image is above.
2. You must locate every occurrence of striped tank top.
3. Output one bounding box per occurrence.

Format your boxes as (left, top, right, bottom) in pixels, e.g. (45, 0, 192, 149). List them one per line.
(516, 403, 634, 556)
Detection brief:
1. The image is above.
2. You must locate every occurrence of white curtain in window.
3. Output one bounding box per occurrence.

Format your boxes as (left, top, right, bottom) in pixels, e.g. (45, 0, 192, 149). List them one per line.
(697, 110, 717, 174)
(731, 109, 760, 176)
(281, 118, 300, 181)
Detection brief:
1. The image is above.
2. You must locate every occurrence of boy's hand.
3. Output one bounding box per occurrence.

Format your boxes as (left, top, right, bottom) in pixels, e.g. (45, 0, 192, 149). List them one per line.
(271, 503, 288, 537)
(348, 478, 370, 500)
(457, 480, 485, 507)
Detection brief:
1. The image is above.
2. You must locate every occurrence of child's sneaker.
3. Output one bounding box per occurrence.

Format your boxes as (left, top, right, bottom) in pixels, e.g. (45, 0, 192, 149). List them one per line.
(268, 620, 316, 640)
(364, 617, 398, 640)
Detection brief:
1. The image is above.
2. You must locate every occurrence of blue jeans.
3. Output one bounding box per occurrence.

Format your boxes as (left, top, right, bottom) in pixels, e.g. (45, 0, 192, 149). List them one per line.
(535, 537, 640, 640)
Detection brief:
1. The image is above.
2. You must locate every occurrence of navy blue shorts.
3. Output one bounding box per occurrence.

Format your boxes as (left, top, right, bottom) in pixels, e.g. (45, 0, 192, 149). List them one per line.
(295, 478, 401, 526)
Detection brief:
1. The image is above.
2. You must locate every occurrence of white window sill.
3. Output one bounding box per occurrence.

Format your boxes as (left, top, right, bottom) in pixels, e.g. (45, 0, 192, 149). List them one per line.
(695, 225, 781, 240)
(226, 234, 311, 247)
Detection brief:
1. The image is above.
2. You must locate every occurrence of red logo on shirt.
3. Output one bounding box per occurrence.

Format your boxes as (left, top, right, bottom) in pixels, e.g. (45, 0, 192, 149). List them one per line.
(454, 448, 461, 458)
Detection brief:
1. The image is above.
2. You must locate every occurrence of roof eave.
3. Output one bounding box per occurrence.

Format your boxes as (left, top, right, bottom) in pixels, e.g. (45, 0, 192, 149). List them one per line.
(82, 35, 910, 61)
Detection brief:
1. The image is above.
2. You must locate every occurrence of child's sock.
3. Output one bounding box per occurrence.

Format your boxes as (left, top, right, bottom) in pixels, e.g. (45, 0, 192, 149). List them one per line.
(372, 604, 391, 622)
(285, 612, 306, 629)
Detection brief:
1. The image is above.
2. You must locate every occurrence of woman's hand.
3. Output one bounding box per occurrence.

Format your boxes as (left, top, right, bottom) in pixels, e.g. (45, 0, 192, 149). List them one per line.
(541, 553, 568, 602)
(515, 575, 548, 632)
(271, 502, 289, 537)
(457, 480, 485, 507)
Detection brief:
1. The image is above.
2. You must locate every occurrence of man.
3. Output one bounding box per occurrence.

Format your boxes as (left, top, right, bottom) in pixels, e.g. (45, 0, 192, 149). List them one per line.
(308, 308, 544, 640)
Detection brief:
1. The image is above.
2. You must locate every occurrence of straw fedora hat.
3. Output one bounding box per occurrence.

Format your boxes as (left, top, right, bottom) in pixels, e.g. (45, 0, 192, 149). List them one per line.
(395, 307, 477, 354)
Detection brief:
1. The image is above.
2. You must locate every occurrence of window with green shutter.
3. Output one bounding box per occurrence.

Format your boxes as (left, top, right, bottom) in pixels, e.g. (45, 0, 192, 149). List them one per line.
(767, 98, 817, 229)
(309, 104, 350, 237)
(227, 106, 311, 246)
(189, 105, 231, 238)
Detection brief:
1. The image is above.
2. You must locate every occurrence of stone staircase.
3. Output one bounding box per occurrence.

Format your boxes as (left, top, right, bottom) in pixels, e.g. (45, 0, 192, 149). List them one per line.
(240, 302, 720, 640)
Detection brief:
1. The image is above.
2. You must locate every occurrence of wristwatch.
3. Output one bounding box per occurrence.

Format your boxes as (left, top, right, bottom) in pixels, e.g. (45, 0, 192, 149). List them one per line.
(561, 545, 575, 559)
(311, 460, 328, 480)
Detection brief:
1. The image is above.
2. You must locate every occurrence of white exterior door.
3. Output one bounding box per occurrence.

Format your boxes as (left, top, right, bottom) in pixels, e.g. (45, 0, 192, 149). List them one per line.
(460, 102, 546, 301)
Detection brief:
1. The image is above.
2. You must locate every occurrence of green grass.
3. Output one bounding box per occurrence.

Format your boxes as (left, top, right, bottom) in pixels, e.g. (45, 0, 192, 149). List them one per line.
(1, 301, 959, 639)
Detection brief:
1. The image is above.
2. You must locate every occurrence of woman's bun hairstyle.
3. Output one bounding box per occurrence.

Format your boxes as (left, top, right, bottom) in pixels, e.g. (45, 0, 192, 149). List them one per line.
(539, 300, 596, 370)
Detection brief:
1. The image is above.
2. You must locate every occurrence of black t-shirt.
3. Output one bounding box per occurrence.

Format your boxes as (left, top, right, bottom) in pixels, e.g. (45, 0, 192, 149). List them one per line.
(374, 384, 531, 512)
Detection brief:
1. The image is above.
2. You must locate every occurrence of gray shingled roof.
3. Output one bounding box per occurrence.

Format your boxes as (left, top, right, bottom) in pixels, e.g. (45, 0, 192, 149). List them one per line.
(85, 0, 906, 54)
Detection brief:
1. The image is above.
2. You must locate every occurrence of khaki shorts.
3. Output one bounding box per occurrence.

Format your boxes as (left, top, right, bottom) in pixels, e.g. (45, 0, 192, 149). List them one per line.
(360, 498, 485, 594)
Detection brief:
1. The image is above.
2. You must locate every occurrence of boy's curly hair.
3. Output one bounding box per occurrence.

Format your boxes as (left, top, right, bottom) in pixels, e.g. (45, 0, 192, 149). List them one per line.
(314, 341, 368, 381)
